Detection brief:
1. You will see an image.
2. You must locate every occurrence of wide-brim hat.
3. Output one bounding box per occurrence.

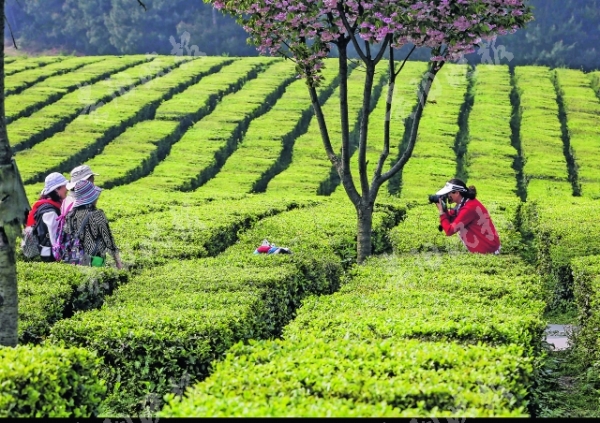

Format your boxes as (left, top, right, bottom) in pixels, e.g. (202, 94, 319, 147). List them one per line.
(66, 164, 99, 190)
(435, 182, 468, 196)
(41, 172, 68, 195)
(72, 179, 102, 207)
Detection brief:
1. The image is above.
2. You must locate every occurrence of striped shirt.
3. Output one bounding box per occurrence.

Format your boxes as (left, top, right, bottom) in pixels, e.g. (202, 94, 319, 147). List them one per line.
(64, 205, 119, 258)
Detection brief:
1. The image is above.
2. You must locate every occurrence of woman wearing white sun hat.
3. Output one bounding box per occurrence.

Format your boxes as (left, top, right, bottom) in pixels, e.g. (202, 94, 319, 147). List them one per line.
(63, 179, 123, 269)
(24, 172, 69, 262)
(433, 178, 501, 255)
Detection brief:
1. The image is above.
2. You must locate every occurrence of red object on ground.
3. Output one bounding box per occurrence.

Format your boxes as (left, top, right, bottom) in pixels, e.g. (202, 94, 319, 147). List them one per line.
(256, 245, 272, 253)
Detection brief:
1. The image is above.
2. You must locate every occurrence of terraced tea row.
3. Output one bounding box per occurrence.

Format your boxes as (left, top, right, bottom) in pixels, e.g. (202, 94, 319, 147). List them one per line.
(162, 254, 545, 417)
(515, 66, 572, 198)
(16, 57, 231, 183)
(5, 56, 66, 76)
(11, 58, 599, 206)
(7, 55, 151, 127)
(397, 63, 470, 201)
(5, 56, 106, 96)
(7, 57, 600, 417)
(84, 57, 276, 190)
(46, 195, 403, 414)
(554, 68, 600, 198)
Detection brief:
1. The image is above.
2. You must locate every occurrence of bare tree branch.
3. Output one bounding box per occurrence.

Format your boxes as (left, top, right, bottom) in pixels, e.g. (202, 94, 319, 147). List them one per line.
(394, 44, 416, 78)
(335, 43, 361, 206)
(373, 46, 395, 184)
(357, 62, 375, 198)
(337, 3, 368, 62)
(3, 15, 17, 49)
(373, 34, 391, 65)
(377, 62, 445, 189)
(308, 83, 337, 163)
(372, 42, 411, 189)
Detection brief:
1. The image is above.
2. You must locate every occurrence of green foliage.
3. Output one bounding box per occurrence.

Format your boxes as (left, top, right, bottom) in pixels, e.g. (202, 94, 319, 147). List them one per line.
(571, 255, 600, 367)
(554, 68, 600, 198)
(162, 336, 532, 417)
(17, 261, 128, 344)
(8, 57, 600, 418)
(8, 55, 151, 148)
(534, 199, 600, 311)
(0, 345, 106, 417)
(515, 66, 572, 200)
(43, 195, 401, 415)
(5, 56, 101, 96)
(490, 0, 600, 71)
(467, 65, 518, 196)
(590, 72, 600, 99)
(534, 349, 600, 418)
(7, 0, 258, 56)
(16, 57, 231, 185)
(397, 64, 470, 202)
(161, 252, 543, 417)
(284, 254, 546, 351)
(4, 56, 65, 76)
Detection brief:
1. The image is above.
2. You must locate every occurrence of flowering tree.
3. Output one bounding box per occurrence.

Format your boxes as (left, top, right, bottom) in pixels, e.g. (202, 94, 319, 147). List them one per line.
(208, 0, 533, 263)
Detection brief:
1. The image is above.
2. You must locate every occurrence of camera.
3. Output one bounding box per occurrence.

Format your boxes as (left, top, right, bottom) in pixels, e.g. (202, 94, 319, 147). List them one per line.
(429, 193, 448, 216)
(428, 194, 448, 204)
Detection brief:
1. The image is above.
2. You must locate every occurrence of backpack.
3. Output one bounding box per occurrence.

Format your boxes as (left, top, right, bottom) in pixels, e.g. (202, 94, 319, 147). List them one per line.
(21, 203, 59, 259)
(54, 211, 94, 265)
(21, 226, 41, 259)
(52, 201, 73, 261)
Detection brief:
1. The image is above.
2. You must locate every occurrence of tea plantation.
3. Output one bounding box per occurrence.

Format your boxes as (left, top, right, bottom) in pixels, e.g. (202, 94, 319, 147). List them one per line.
(2, 54, 600, 417)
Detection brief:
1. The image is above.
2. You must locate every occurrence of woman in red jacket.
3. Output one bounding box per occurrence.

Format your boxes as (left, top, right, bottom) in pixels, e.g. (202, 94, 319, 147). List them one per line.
(435, 178, 501, 254)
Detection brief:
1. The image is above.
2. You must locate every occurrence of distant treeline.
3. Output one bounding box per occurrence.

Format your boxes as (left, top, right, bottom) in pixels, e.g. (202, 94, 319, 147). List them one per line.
(4, 0, 600, 71)
(4, 0, 258, 57)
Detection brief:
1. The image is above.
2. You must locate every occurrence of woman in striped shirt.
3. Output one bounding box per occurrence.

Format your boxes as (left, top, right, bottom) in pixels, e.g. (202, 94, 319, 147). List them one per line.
(64, 180, 123, 269)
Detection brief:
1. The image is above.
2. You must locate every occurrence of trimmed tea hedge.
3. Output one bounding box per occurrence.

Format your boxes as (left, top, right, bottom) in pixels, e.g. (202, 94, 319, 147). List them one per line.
(0, 345, 105, 417)
(399, 63, 469, 201)
(48, 195, 402, 414)
(162, 336, 532, 417)
(554, 68, 600, 198)
(161, 253, 542, 417)
(17, 261, 128, 344)
(571, 255, 600, 368)
(514, 66, 571, 199)
(284, 253, 546, 349)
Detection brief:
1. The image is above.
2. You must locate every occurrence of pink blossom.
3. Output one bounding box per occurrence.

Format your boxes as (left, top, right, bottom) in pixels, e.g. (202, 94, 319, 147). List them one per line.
(206, 0, 532, 84)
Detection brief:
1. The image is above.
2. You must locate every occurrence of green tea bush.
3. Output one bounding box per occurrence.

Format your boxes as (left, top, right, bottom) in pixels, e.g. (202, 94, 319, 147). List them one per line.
(533, 198, 600, 309)
(17, 261, 127, 344)
(49, 195, 402, 413)
(161, 336, 532, 417)
(161, 252, 544, 417)
(571, 255, 600, 367)
(284, 253, 546, 350)
(0, 345, 106, 417)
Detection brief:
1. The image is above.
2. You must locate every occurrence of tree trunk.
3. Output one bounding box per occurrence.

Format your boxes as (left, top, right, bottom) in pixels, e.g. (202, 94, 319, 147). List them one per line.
(356, 203, 373, 264)
(0, 224, 18, 347)
(0, 0, 29, 347)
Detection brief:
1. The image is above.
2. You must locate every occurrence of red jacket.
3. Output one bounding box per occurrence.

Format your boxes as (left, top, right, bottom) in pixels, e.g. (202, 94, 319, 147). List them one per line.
(439, 198, 500, 254)
(26, 199, 62, 228)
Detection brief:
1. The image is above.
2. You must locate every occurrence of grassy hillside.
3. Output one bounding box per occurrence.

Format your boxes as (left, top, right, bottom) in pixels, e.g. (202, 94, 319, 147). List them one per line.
(4, 55, 600, 417)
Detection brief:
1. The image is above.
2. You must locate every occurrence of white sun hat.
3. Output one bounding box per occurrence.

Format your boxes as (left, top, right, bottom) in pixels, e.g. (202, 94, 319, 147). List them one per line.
(41, 172, 68, 195)
(435, 182, 468, 196)
(66, 165, 99, 190)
